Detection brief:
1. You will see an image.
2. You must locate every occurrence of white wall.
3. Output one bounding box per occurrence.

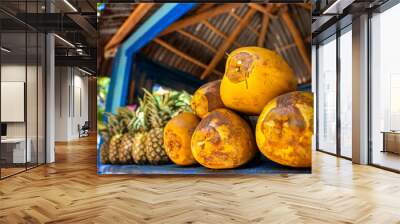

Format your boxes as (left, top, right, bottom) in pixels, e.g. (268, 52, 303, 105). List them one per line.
(1, 65, 43, 138)
(72, 72, 89, 138)
(54, 66, 89, 141)
(1, 63, 46, 164)
(1, 65, 26, 138)
(55, 66, 69, 141)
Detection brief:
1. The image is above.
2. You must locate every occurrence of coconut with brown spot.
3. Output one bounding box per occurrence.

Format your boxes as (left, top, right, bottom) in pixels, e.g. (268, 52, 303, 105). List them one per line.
(191, 108, 257, 169)
(256, 91, 313, 168)
(220, 47, 297, 115)
(191, 80, 225, 119)
(163, 112, 200, 166)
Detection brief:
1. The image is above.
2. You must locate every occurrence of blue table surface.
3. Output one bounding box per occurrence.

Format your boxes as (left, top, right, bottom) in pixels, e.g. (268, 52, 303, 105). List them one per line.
(98, 156, 311, 175)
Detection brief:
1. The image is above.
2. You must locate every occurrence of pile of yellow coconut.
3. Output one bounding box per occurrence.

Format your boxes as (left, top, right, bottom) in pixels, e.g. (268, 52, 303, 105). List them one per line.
(163, 47, 313, 169)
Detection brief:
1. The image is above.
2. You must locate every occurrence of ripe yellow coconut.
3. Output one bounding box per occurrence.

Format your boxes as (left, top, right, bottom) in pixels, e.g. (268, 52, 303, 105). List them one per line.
(220, 47, 297, 115)
(256, 91, 313, 168)
(163, 112, 200, 166)
(191, 80, 225, 118)
(191, 108, 257, 169)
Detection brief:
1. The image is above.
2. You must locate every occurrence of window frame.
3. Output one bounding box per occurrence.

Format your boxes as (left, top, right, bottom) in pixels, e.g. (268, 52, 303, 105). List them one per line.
(367, 1, 400, 173)
(315, 24, 353, 161)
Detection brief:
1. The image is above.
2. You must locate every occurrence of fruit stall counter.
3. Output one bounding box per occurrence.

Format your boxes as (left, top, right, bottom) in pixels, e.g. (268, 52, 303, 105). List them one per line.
(99, 47, 313, 175)
(97, 157, 311, 175)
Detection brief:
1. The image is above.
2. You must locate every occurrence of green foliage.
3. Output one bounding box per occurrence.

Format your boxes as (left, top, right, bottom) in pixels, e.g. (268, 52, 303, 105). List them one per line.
(97, 77, 110, 130)
(102, 87, 192, 138)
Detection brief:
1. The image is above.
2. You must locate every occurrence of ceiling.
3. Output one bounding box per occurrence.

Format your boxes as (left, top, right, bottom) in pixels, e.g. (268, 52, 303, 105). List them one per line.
(0, 0, 97, 73)
(100, 3, 311, 84)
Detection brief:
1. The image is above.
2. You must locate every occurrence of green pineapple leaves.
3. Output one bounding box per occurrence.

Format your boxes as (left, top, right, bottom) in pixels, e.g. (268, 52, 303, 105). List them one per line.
(103, 88, 192, 138)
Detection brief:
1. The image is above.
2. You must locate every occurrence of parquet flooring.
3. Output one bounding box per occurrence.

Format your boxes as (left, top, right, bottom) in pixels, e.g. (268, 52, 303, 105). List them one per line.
(1, 167, 26, 177)
(0, 135, 400, 224)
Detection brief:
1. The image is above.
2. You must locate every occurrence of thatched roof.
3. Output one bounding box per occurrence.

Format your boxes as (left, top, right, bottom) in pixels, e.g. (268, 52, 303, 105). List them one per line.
(100, 3, 311, 84)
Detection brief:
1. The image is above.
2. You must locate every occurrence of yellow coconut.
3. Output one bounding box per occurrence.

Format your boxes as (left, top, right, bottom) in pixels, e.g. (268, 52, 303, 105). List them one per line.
(191, 80, 225, 118)
(220, 47, 297, 115)
(191, 108, 256, 169)
(256, 91, 313, 168)
(163, 112, 200, 166)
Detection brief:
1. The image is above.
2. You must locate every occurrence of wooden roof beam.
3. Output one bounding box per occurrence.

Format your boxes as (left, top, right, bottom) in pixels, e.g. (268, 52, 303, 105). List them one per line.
(248, 3, 276, 18)
(153, 38, 206, 69)
(160, 4, 241, 36)
(153, 38, 222, 76)
(230, 12, 259, 36)
(104, 3, 154, 52)
(248, 3, 267, 14)
(280, 6, 311, 74)
(176, 30, 217, 52)
(202, 21, 242, 48)
(202, 21, 227, 38)
(194, 3, 215, 14)
(200, 9, 256, 80)
(258, 5, 272, 47)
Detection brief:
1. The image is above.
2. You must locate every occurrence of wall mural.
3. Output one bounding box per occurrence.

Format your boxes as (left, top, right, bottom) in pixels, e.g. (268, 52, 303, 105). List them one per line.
(97, 3, 313, 175)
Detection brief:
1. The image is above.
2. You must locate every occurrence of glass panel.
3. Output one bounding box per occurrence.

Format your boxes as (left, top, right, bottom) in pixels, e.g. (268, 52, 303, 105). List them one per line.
(317, 36, 337, 154)
(339, 28, 352, 158)
(1, 30, 27, 177)
(38, 32, 45, 165)
(0, 0, 46, 178)
(27, 31, 38, 169)
(26, 0, 39, 169)
(371, 4, 400, 171)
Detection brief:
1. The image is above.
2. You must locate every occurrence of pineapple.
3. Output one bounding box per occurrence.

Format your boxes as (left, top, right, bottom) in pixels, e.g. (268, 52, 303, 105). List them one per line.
(128, 88, 193, 165)
(132, 132, 147, 164)
(99, 129, 110, 164)
(145, 127, 169, 165)
(143, 89, 171, 165)
(118, 108, 135, 164)
(131, 98, 149, 164)
(118, 133, 133, 164)
(106, 108, 130, 164)
(100, 143, 110, 164)
(106, 112, 122, 164)
(109, 134, 122, 164)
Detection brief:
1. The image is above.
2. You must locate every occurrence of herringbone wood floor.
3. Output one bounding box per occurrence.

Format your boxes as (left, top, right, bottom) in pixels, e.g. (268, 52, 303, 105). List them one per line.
(0, 135, 399, 224)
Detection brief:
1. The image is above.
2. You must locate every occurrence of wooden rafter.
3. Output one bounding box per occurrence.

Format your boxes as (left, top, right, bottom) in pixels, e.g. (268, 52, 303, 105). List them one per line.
(104, 3, 154, 51)
(202, 21, 242, 49)
(280, 7, 311, 74)
(248, 3, 275, 18)
(258, 5, 272, 47)
(153, 38, 222, 76)
(176, 30, 217, 52)
(202, 21, 227, 38)
(248, 3, 267, 14)
(230, 12, 260, 36)
(159, 4, 241, 36)
(194, 3, 215, 14)
(200, 9, 256, 80)
(153, 38, 206, 69)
